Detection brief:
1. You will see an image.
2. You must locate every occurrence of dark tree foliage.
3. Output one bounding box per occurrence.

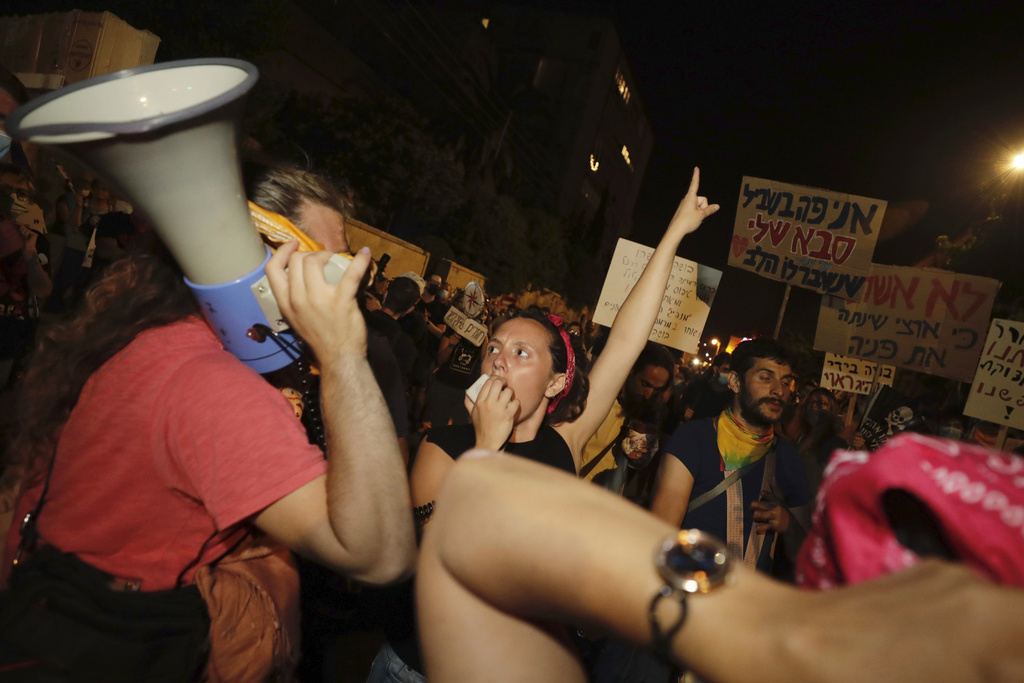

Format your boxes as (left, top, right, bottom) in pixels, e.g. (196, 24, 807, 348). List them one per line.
(262, 93, 467, 230)
(10, 0, 595, 306)
(255, 92, 590, 302)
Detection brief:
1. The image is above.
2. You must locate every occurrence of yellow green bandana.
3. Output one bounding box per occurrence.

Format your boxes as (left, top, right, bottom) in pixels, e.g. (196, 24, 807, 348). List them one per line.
(716, 408, 773, 471)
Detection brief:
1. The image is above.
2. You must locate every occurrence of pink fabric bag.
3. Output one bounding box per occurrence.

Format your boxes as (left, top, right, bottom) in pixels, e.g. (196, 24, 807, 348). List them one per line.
(797, 433, 1024, 589)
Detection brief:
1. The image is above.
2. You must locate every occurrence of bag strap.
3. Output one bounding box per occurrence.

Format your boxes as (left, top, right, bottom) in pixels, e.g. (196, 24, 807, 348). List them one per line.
(604, 449, 629, 495)
(687, 458, 761, 513)
(579, 423, 628, 479)
(11, 446, 58, 570)
(741, 448, 778, 569)
(687, 421, 777, 514)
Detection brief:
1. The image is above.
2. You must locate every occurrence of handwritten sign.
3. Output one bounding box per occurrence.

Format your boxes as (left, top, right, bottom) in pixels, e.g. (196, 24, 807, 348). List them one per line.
(964, 319, 1024, 430)
(593, 238, 722, 354)
(729, 177, 885, 299)
(819, 353, 894, 395)
(814, 264, 1000, 382)
(444, 306, 488, 347)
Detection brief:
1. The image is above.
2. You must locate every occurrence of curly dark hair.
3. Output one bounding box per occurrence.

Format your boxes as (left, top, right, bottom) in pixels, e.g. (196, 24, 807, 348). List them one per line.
(508, 307, 590, 426)
(729, 337, 794, 379)
(2, 253, 198, 494)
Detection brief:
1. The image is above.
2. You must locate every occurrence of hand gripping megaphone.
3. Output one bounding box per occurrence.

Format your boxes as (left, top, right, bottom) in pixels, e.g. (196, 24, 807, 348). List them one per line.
(6, 58, 340, 374)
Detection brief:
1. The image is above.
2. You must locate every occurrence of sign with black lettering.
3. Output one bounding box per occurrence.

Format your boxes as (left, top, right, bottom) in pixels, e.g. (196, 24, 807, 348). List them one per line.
(444, 306, 488, 347)
(814, 264, 1000, 382)
(593, 238, 722, 354)
(964, 319, 1024, 430)
(820, 353, 894, 395)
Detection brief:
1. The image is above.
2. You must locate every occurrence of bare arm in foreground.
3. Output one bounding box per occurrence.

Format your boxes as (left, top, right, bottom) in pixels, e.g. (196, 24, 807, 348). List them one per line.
(417, 454, 1024, 683)
(256, 242, 416, 584)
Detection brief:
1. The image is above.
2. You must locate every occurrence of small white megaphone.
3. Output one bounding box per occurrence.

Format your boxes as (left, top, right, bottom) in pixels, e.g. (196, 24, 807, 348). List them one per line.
(7, 59, 303, 373)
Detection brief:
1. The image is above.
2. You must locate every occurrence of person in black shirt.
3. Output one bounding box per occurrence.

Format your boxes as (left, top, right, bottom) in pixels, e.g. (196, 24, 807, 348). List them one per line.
(681, 350, 733, 421)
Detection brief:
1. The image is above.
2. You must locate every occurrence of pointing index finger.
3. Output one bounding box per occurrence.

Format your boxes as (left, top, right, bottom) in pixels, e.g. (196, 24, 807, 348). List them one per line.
(686, 167, 701, 198)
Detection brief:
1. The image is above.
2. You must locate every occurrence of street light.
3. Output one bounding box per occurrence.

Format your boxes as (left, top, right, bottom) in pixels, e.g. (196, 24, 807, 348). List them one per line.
(1013, 153, 1024, 170)
(710, 338, 721, 357)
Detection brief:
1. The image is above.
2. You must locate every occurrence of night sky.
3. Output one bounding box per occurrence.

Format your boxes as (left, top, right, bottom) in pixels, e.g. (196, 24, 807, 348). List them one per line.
(594, 0, 1024, 342)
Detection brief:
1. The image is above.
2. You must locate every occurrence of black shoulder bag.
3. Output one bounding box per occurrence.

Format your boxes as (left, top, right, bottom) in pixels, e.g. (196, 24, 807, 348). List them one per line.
(0, 451, 211, 682)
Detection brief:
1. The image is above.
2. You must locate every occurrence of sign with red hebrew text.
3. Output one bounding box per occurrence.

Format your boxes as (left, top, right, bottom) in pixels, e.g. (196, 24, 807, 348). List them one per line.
(814, 265, 1000, 382)
(729, 177, 885, 299)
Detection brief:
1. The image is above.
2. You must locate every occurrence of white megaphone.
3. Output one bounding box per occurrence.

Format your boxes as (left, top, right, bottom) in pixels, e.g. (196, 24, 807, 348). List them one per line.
(7, 58, 300, 373)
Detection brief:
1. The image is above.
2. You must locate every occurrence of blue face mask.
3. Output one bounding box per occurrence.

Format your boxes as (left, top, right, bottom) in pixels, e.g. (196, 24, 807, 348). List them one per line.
(717, 372, 730, 386)
(0, 131, 12, 160)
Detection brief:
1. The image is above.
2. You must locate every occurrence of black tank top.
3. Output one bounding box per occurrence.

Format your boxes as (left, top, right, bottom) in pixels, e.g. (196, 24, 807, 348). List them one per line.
(426, 423, 576, 474)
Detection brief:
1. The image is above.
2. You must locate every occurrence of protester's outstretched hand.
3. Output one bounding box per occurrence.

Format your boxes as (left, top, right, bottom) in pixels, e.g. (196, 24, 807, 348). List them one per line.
(469, 376, 519, 451)
(665, 167, 719, 243)
(266, 239, 370, 360)
(751, 500, 790, 534)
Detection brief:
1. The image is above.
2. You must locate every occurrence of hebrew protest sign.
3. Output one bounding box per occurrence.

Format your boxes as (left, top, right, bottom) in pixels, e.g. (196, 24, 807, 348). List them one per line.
(814, 264, 1000, 382)
(444, 306, 488, 347)
(964, 319, 1024, 430)
(729, 177, 885, 299)
(820, 353, 895, 395)
(593, 238, 722, 354)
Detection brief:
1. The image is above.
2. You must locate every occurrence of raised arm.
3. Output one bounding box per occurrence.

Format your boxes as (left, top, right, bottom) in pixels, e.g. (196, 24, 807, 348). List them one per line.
(557, 168, 718, 456)
(256, 242, 415, 584)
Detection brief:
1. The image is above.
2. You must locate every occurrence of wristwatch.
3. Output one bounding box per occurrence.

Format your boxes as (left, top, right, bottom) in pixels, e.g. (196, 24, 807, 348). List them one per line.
(648, 529, 732, 658)
(654, 528, 732, 594)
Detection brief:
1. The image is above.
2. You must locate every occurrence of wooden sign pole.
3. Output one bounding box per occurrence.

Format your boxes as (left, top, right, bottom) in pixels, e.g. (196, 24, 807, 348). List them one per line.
(772, 284, 792, 340)
(995, 424, 1009, 451)
(844, 393, 858, 429)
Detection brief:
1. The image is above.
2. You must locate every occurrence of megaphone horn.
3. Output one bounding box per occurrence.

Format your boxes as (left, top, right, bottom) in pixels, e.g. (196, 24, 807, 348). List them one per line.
(7, 58, 298, 373)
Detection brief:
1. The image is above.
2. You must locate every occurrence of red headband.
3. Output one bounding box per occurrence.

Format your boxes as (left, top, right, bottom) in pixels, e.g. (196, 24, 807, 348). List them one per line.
(545, 314, 575, 415)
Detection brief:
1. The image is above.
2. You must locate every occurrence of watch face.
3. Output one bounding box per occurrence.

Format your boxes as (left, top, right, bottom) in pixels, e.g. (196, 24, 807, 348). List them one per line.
(655, 529, 731, 594)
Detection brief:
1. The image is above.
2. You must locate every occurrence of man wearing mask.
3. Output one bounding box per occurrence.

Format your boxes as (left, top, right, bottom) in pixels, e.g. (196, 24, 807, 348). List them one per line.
(421, 274, 449, 335)
(681, 351, 733, 421)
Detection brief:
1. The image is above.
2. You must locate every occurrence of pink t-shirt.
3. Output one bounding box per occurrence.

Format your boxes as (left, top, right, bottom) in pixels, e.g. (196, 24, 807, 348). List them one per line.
(8, 317, 327, 590)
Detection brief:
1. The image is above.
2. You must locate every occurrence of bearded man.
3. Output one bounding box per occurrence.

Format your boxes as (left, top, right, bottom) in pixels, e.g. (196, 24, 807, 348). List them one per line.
(651, 337, 811, 575)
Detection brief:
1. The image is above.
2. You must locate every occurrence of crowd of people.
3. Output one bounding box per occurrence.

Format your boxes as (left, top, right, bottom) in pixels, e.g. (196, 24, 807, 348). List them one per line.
(1, 63, 1023, 683)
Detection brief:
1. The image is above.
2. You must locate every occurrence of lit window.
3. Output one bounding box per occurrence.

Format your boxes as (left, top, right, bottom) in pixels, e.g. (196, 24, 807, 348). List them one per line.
(615, 68, 630, 105)
(590, 154, 600, 171)
(621, 145, 633, 170)
(481, 17, 489, 28)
